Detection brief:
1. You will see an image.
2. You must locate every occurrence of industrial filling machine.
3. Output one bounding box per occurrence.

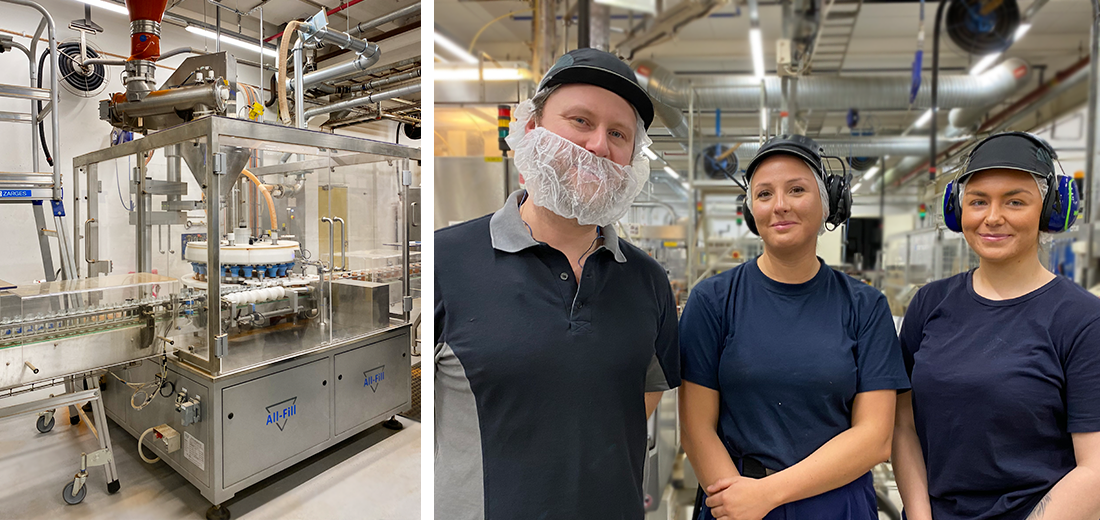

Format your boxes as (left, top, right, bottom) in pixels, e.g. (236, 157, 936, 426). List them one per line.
(0, 0, 421, 518)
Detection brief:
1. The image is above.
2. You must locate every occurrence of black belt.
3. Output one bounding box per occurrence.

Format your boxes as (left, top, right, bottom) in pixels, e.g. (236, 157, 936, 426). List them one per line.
(740, 456, 778, 479)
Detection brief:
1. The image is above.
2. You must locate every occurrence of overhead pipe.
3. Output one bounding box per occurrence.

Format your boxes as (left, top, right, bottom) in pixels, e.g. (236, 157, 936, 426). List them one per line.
(633, 58, 1032, 111)
(351, 69, 420, 91)
(349, 3, 421, 37)
(286, 35, 382, 92)
(303, 83, 420, 119)
(264, 0, 368, 42)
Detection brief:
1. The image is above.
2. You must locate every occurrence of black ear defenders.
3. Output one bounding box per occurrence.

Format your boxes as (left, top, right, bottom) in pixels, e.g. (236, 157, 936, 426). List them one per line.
(941, 131, 1079, 233)
(740, 134, 852, 236)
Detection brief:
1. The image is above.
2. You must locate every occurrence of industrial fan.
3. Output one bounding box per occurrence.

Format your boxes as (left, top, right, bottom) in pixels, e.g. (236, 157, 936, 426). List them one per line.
(696, 143, 741, 181)
(945, 0, 1020, 55)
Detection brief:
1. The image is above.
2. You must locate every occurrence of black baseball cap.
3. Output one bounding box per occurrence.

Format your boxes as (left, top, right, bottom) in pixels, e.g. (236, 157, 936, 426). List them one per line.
(538, 48, 655, 130)
(961, 131, 1056, 181)
(744, 134, 825, 181)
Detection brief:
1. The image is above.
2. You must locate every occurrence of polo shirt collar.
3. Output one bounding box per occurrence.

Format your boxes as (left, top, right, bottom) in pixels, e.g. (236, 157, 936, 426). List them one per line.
(490, 190, 627, 263)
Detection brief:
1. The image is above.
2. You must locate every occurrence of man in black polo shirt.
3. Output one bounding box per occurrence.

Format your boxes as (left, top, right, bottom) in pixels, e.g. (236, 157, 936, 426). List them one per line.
(435, 48, 681, 519)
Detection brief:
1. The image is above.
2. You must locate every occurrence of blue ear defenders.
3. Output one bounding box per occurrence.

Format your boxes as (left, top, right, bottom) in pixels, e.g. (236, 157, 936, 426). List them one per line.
(741, 135, 852, 236)
(942, 132, 1080, 233)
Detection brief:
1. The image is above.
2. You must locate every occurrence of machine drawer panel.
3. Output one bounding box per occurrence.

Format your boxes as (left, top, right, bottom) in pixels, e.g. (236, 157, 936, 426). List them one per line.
(222, 358, 331, 487)
(334, 334, 410, 435)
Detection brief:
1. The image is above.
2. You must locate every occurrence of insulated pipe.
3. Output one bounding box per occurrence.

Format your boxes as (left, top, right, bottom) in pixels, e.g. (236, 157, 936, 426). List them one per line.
(351, 69, 420, 91)
(295, 57, 421, 93)
(302, 83, 421, 119)
(112, 81, 228, 118)
(349, 3, 421, 36)
(633, 58, 1032, 110)
(310, 27, 371, 55)
(653, 99, 691, 139)
(287, 44, 382, 91)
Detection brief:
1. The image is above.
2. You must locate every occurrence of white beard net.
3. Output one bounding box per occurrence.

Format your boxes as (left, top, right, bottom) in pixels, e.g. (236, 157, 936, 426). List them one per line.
(505, 98, 652, 227)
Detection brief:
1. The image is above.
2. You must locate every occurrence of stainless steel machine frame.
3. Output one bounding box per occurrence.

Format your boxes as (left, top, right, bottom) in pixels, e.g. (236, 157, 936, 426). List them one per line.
(71, 115, 420, 510)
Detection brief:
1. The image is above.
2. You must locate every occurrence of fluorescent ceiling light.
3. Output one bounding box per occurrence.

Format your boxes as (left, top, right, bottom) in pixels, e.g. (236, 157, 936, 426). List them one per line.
(969, 52, 1002, 76)
(186, 26, 278, 58)
(914, 109, 933, 128)
(642, 147, 658, 160)
(434, 68, 529, 81)
(760, 108, 768, 130)
(852, 182, 863, 192)
(862, 166, 880, 181)
(1014, 23, 1032, 41)
(435, 31, 478, 65)
(73, 0, 128, 15)
(681, 181, 691, 191)
(749, 28, 765, 80)
(663, 166, 681, 180)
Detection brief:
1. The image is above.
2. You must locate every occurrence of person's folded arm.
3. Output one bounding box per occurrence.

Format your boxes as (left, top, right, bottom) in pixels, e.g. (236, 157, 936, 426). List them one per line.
(679, 381, 739, 489)
(705, 389, 896, 520)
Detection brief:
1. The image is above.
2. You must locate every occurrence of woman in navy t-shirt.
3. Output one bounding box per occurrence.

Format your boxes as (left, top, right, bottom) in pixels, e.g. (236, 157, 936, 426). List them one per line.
(893, 132, 1100, 520)
(680, 135, 910, 520)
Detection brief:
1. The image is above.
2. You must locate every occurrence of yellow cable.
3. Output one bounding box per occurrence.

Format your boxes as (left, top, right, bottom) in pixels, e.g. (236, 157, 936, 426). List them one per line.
(468, 9, 534, 53)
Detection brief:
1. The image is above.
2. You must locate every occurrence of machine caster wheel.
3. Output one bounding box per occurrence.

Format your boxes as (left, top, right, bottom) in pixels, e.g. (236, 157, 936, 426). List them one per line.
(382, 416, 403, 431)
(62, 481, 86, 505)
(70, 414, 80, 425)
(206, 504, 231, 520)
(82, 403, 92, 412)
(36, 415, 55, 433)
(107, 480, 120, 494)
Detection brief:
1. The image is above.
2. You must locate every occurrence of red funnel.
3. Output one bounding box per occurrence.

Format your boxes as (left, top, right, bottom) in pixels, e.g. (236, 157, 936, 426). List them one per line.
(126, 0, 170, 61)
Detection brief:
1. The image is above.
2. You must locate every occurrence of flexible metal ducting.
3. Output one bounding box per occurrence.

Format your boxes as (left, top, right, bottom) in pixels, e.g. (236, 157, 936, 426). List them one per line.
(633, 58, 1032, 111)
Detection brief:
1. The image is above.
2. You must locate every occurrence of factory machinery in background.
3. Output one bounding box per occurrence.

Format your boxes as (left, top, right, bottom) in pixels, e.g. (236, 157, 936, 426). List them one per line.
(0, 1, 422, 518)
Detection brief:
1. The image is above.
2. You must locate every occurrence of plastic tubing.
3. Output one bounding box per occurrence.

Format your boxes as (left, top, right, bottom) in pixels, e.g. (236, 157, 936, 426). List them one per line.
(241, 168, 278, 231)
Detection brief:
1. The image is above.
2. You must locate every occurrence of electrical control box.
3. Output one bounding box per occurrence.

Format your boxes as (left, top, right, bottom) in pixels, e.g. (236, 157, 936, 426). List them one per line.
(154, 424, 181, 453)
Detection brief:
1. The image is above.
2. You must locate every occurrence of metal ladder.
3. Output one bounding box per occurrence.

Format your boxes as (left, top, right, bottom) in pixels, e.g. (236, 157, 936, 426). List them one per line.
(803, 0, 864, 134)
(0, 2, 76, 282)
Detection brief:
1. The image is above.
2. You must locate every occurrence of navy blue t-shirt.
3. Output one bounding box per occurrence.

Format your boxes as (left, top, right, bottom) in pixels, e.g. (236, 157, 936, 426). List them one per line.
(680, 258, 910, 472)
(900, 272, 1100, 520)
